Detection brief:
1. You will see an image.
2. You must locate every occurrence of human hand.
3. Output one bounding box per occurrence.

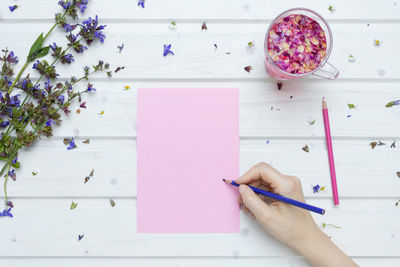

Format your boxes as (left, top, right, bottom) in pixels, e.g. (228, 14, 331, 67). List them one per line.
(236, 162, 321, 248)
(236, 162, 358, 267)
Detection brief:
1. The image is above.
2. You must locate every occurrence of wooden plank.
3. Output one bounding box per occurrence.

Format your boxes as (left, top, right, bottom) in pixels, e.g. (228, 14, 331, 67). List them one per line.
(0, 198, 398, 257)
(6, 139, 400, 198)
(0, 23, 399, 79)
(2, 258, 400, 267)
(11, 81, 399, 138)
(0, 0, 399, 21)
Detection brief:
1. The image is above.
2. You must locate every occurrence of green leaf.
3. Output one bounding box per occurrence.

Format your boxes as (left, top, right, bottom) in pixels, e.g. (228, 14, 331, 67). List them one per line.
(11, 161, 20, 169)
(386, 101, 396, 107)
(347, 104, 356, 109)
(34, 46, 50, 59)
(32, 171, 38, 176)
(28, 33, 44, 60)
(70, 201, 78, 210)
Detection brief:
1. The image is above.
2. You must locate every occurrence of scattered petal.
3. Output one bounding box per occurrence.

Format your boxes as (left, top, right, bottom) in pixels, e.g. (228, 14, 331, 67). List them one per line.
(214, 43, 218, 49)
(117, 43, 124, 54)
(321, 222, 341, 229)
(78, 234, 84, 241)
(124, 85, 130, 90)
(396, 172, 400, 178)
(32, 171, 38, 176)
(347, 104, 356, 109)
(346, 115, 352, 118)
(390, 141, 396, 148)
(137, 0, 145, 8)
(370, 141, 377, 149)
(201, 22, 208, 31)
(70, 201, 78, 210)
(328, 5, 335, 12)
(277, 82, 283, 90)
(225, 51, 231, 55)
(84, 176, 90, 184)
(83, 139, 90, 144)
(80, 102, 87, 109)
(76, 108, 81, 114)
(348, 54, 356, 62)
(163, 44, 174, 57)
(374, 39, 381, 46)
(7, 201, 14, 208)
(248, 41, 254, 48)
(308, 117, 315, 125)
(90, 169, 94, 176)
(244, 66, 252, 72)
(313, 184, 320, 193)
(385, 100, 400, 107)
(9, 5, 18, 12)
(99, 110, 105, 116)
(265, 140, 270, 144)
(67, 137, 77, 150)
(168, 21, 177, 30)
(302, 145, 310, 153)
(110, 199, 116, 207)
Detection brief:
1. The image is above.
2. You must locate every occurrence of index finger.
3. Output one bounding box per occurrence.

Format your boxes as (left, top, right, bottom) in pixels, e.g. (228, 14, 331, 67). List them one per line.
(236, 162, 282, 189)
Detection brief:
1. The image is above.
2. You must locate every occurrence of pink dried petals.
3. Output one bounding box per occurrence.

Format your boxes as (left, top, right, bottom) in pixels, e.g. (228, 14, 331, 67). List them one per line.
(267, 14, 327, 75)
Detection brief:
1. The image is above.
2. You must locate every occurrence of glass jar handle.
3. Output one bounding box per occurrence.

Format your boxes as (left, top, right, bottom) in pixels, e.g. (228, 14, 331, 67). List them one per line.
(312, 62, 339, 80)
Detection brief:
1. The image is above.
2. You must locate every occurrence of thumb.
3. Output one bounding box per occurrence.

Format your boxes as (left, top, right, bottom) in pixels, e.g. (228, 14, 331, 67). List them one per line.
(239, 185, 272, 221)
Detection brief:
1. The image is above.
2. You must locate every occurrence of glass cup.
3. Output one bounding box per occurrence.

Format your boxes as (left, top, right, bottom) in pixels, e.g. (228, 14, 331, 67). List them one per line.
(264, 8, 339, 80)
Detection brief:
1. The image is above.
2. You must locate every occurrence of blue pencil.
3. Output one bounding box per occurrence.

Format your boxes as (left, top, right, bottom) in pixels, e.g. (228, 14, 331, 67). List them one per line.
(223, 179, 325, 215)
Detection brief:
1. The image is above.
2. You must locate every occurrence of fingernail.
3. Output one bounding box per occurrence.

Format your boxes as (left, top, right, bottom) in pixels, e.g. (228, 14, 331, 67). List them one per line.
(239, 185, 246, 194)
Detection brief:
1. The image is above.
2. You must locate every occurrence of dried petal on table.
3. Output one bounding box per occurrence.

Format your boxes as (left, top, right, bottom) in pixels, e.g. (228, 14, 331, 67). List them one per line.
(70, 201, 78, 210)
(277, 82, 283, 90)
(385, 100, 400, 107)
(32, 171, 38, 176)
(201, 22, 207, 31)
(82, 139, 90, 144)
(110, 199, 116, 207)
(117, 43, 124, 53)
(302, 145, 310, 153)
(90, 169, 94, 177)
(347, 104, 356, 109)
(78, 234, 84, 241)
(396, 172, 400, 178)
(391, 141, 396, 148)
(244, 66, 252, 72)
(370, 142, 377, 149)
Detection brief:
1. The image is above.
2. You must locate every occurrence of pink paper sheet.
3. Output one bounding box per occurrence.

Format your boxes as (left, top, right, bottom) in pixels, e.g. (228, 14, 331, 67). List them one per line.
(137, 88, 239, 233)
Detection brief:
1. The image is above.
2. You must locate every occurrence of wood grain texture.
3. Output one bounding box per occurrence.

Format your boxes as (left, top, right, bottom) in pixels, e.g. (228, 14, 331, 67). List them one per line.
(0, 0, 399, 21)
(0, 23, 399, 80)
(5, 139, 400, 198)
(0, 198, 399, 257)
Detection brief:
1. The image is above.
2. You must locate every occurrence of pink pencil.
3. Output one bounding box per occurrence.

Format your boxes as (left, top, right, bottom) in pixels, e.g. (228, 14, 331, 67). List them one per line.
(322, 98, 339, 205)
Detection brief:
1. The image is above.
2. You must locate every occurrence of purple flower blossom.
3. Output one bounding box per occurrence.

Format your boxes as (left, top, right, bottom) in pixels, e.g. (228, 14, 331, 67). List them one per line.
(117, 43, 124, 53)
(7, 201, 14, 208)
(50, 42, 57, 51)
(163, 44, 174, 56)
(58, 95, 65, 105)
(0, 121, 10, 127)
(6, 51, 18, 63)
(67, 137, 77, 150)
(0, 208, 13, 218)
(62, 23, 76, 32)
(81, 15, 107, 44)
(9, 94, 21, 107)
(138, 0, 145, 8)
(3, 76, 12, 87)
(58, 1, 71, 10)
(32, 60, 40, 69)
(77, 0, 89, 13)
(9, 5, 18, 12)
(62, 53, 74, 63)
(8, 169, 16, 180)
(46, 119, 55, 126)
(87, 83, 96, 92)
(313, 184, 320, 193)
(11, 157, 17, 164)
(78, 234, 84, 241)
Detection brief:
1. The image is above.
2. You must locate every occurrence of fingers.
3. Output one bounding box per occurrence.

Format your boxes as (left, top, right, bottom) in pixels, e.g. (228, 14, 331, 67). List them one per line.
(239, 184, 272, 222)
(236, 162, 282, 189)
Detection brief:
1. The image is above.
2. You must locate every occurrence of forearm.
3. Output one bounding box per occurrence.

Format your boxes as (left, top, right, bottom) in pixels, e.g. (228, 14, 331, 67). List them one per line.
(292, 229, 359, 267)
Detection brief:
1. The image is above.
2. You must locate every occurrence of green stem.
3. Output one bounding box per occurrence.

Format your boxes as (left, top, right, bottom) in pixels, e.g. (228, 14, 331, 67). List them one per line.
(7, 61, 29, 94)
(3, 164, 10, 206)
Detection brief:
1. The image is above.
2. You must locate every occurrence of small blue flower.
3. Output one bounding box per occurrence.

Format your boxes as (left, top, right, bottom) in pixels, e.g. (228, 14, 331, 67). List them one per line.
(3, 76, 12, 87)
(46, 119, 55, 127)
(313, 184, 320, 193)
(58, 95, 65, 105)
(138, 0, 145, 8)
(58, 0, 71, 10)
(0, 207, 13, 218)
(0, 121, 10, 128)
(9, 94, 21, 107)
(77, 0, 89, 13)
(78, 234, 84, 241)
(11, 157, 17, 164)
(347, 115, 352, 118)
(67, 137, 77, 150)
(63, 23, 75, 32)
(8, 169, 16, 180)
(49, 42, 57, 51)
(94, 30, 106, 43)
(32, 60, 40, 69)
(9, 5, 18, 12)
(394, 100, 400, 106)
(163, 44, 174, 57)
(62, 53, 74, 63)
(6, 51, 18, 63)
(87, 83, 96, 92)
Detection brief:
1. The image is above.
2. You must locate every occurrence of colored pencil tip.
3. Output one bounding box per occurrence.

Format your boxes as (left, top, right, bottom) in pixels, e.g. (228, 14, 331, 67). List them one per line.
(222, 179, 226, 182)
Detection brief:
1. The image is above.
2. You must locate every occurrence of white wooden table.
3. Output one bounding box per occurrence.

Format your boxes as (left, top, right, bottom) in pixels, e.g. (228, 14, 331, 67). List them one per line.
(0, 0, 399, 266)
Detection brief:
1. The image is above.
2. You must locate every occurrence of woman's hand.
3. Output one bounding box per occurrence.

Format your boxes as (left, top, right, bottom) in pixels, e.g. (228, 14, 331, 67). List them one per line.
(237, 162, 358, 267)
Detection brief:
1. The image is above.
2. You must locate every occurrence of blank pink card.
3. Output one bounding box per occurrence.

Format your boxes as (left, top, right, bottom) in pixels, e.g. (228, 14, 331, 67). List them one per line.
(137, 88, 239, 233)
